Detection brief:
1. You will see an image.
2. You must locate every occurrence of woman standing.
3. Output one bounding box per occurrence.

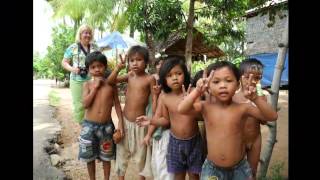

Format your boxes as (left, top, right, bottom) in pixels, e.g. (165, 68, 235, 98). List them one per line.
(61, 24, 99, 123)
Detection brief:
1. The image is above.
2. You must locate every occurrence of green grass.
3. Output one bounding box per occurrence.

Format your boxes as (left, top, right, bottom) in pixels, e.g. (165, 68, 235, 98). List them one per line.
(258, 161, 286, 180)
(48, 90, 60, 107)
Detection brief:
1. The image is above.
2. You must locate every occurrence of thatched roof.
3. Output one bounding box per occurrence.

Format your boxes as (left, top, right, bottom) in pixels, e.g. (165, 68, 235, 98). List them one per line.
(155, 28, 224, 59)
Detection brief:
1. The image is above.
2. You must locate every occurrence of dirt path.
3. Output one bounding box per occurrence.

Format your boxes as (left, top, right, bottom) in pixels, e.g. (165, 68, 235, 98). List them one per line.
(260, 90, 288, 178)
(54, 87, 288, 179)
(33, 80, 65, 180)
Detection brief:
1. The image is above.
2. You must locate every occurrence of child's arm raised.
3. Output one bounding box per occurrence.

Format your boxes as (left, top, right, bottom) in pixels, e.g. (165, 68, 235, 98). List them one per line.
(82, 79, 101, 108)
(178, 70, 214, 114)
(244, 74, 278, 121)
(113, 86, 124, 138)
(115, 54, 132, 83)
(246, 97, 278, 122)
(106, 55, 126, 85)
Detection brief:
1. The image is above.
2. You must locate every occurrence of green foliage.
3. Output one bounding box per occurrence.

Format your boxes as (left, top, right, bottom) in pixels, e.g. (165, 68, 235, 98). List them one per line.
(48, 90, 60, 106)
(190, 59, 216, 77)
(50, 0, 117, 33)
(105, 59, 128, 76)
(44, 24, 75, 81)
(259, 2, 288, 27)
(190, 56, 246, 77)
(113, 13, 129, 33)
(126, 0, 184, 41)
(33, 52, 42, 73)
(85, 0, 116, 31)
(107, 59, 116, 70)
(231, 56, 246, 68)
(33, 52, 55, 79)
(259, 161, 286, 180)
(50, 0, 87, 32)
(196, 0, 248, 60)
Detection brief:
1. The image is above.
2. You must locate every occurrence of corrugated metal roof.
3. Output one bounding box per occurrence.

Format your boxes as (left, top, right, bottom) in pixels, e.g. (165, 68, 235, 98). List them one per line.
(245, 0, 288, 17)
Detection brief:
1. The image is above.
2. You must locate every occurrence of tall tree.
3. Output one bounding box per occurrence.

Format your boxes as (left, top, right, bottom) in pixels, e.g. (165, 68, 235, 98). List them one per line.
(85, 0, 117, 37)
(126, 0, 184, 65)
(50, 0, 118, 37)
(45, 24, 75, 82)
(50, 0, 87, 34)
(185, 0, 196, 72)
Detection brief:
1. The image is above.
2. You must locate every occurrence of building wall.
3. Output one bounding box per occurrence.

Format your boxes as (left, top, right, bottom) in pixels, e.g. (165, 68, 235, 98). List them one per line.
(245, 9, 288, 55)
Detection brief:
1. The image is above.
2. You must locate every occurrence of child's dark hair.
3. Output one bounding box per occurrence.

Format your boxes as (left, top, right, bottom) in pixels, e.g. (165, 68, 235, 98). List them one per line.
(207, 61, 240, 81)
(239, 58, 264, 76)
(191, 70, 203, 87)
(127, 45, 149, 64)
(85, 51, 108, 69)
(154, 57, 165, 66)
(159, 56, 190, 93)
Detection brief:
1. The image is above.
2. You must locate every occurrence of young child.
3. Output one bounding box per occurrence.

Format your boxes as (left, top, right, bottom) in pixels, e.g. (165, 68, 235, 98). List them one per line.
(140, 56, 175, 180)
(115, 45, 156, 180)
(139, 57, 166, 178)
(145, 57, 166, 142)
(79, 51, 125, 180)
(137, 57, 204, 180)
(178, 61, 278, 180)
(191, 70, 208, 157)
(152, 57, 165, 81)
(232, 58, 268, 179)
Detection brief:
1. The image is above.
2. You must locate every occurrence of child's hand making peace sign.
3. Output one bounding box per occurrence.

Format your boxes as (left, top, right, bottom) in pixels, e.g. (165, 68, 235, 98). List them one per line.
(196, 69, 214, 95)
(116, 54, 127, 71)
(182, 84, 192, 98)
(242, 73, 258, 101)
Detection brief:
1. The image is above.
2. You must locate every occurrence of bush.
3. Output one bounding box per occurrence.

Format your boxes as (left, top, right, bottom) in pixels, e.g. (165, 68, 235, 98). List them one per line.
(45, 24, 75, 82)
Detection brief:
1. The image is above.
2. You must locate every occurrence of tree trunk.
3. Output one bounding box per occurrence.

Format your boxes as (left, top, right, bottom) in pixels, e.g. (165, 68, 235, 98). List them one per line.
(74, 23, 77, 37)
(258, 18, 288, 178)
(74, 19, 80, 37)
(145, 28, 156, 69)
(130, 23, 134, 38)
(143, 0, 156, 69)
(185, 0, 195, 72)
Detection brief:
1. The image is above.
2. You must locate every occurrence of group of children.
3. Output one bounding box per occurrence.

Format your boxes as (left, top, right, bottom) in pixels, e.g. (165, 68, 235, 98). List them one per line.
(78, 45, 278, 180)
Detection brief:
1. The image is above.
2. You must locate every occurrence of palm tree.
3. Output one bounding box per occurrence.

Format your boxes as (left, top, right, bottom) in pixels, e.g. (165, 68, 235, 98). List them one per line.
(49, 0, 119, 36)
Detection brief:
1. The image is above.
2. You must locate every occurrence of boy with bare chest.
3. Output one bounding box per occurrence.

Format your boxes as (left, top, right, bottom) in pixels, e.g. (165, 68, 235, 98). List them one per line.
(115, 45, 156, 180)
(232, 58, 268, 179)
(79, 51, 125, 180)
(178, 61, 277, 180)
